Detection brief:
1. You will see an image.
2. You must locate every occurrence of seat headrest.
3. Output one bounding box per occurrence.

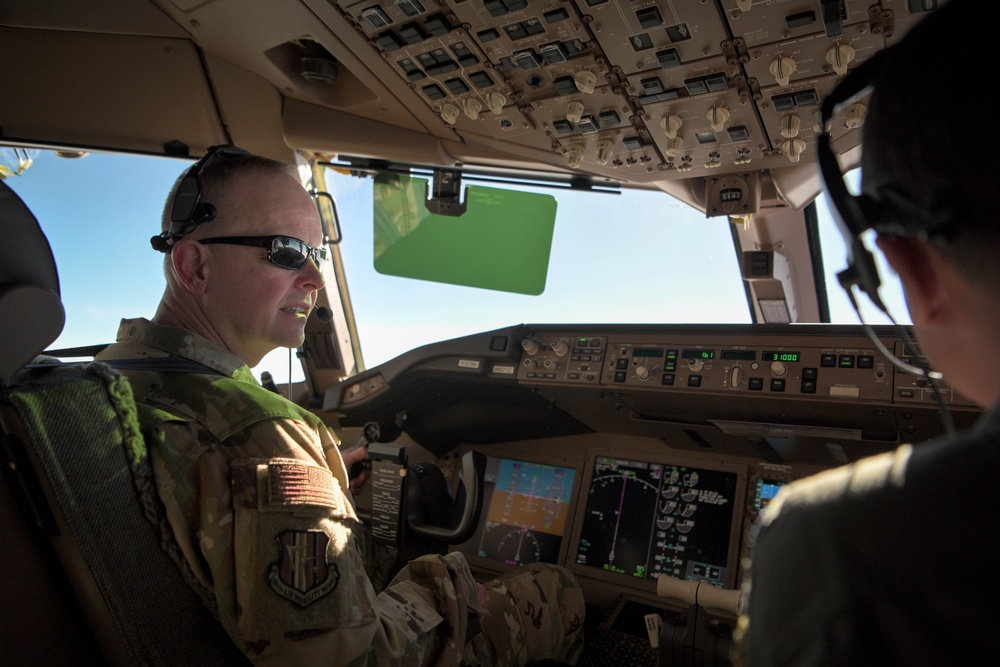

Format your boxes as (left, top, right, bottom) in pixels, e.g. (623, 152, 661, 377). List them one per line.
(0, 179, 65, 386)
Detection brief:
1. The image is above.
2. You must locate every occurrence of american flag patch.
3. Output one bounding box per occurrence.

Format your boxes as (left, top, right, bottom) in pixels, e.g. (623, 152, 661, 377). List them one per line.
(267, 460, 339, 508)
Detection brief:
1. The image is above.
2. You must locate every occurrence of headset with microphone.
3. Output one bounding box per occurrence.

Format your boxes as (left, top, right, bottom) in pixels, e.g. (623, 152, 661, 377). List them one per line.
(817, 48, 953, 434)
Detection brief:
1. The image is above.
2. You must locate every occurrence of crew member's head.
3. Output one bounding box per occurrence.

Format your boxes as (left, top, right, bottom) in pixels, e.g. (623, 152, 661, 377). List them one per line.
(153, 146, 327, 367)
(852, 0, 999, 406)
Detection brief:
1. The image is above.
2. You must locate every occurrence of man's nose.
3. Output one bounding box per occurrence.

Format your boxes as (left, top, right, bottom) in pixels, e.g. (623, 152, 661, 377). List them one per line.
(298, 256, 325, 289)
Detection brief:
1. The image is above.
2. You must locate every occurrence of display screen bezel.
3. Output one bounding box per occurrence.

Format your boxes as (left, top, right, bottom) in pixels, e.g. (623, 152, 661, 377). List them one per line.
(565, 447, 747, 594)
(452, 450, 582, 574)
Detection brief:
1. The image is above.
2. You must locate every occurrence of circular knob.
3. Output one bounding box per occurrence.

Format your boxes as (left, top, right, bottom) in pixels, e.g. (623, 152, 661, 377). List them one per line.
(665, 136, 684, 157)
(771, 361, 787, 377)
(596, 139, 614, 165)
(521, 338, 539, 355)
(780, 114, 801, 138)
(463, 98, 483, 120)
(566, 143, 585, 169)
(826, 43, 856, 76)
(573, 70, 597, 94)
(687, 359, 704, 373)
(542, 358, 558, 370)
(440, 102, 460, 125)
(769, 55, 796, 86)
(781, 137, 806, 163)
(844, 102, 867, 129)
(487, 92, 506, 115)
(635, 365, 650, 381)
(522, 358, 536, 369)
(550, 340, 569, 356)
(566, 101, 584, 124)
(707, 106, 730, 132)
(661, 113, 683, 139)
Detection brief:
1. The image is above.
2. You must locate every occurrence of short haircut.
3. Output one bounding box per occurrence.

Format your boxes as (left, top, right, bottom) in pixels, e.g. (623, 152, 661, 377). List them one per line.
(159, 151, 299, 235)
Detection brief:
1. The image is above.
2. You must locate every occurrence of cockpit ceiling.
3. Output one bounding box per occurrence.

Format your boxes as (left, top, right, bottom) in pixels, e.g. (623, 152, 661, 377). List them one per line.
(0, 0, 937, 210)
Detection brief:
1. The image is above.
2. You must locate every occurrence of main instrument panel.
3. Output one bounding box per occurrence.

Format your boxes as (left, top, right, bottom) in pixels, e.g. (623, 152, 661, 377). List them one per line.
(327, 323, 979, 657)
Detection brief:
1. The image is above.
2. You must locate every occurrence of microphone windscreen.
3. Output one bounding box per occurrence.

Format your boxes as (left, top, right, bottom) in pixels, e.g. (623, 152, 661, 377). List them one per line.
(315, 306, 333, 323)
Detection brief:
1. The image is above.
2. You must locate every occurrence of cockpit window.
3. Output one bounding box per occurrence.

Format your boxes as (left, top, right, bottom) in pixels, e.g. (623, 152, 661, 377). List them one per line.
(7, 150, 905, 382)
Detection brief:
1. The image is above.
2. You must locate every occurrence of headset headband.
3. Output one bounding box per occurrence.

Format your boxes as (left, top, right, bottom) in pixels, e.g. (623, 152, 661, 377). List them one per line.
(150, 144, 252, 252)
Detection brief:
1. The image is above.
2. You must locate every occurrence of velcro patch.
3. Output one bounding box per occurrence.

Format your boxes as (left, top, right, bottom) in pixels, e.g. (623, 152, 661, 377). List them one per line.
(268, 459, 339, 508)
(268, 529, 340, 607)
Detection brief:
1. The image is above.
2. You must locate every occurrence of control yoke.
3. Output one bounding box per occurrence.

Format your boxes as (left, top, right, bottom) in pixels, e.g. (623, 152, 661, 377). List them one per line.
(408, 449, 486, 544)
(354, 419, 487, 548)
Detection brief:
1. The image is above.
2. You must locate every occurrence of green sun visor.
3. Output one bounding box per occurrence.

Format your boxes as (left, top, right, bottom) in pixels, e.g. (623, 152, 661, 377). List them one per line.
(372, 172, 557, 295)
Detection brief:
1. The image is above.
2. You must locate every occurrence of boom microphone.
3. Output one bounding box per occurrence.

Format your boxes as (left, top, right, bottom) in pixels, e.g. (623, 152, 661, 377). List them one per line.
(314, 305, 333, 323)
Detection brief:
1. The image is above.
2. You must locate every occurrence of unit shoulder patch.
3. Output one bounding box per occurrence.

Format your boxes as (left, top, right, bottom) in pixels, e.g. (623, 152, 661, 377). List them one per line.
(268, 529, 340, 607)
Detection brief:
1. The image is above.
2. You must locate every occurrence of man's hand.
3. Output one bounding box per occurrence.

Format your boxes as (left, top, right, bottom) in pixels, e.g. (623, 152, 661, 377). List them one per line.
(341, 444, 371, 495)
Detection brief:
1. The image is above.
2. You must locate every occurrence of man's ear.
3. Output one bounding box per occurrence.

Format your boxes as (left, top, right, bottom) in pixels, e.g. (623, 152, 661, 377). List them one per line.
(169, 239, 210, 295)
(875, 234, 946, 326)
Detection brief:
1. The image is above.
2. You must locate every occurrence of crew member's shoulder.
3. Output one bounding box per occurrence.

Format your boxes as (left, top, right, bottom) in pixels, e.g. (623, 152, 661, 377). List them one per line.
(143, 371, 323, 441)
(760, 445, 912, 526)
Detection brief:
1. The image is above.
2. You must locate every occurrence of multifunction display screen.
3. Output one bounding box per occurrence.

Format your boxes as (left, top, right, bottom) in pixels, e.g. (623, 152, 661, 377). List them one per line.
(575, 456, 739, 586)
(471, 457, 576, 566)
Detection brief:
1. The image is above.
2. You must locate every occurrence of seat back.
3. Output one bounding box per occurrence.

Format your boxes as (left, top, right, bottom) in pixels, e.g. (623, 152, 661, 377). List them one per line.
(0, 179, 250, 666)
(0, 177, 63, 385)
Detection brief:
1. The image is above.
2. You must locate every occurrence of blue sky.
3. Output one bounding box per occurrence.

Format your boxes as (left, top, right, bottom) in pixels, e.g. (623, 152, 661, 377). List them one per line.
(4, 148, 908, 384)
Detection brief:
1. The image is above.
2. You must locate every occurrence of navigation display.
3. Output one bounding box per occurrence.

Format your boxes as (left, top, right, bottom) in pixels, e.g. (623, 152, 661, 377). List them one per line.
(575, 456, 739, 586)
(471, 457, 576, 566)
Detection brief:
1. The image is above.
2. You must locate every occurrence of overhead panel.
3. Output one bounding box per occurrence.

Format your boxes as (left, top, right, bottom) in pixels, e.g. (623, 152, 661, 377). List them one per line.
(325, 0, 898, 186)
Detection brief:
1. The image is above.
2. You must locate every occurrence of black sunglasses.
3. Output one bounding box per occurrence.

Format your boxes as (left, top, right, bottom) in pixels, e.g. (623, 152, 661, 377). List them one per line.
(198, 235, 329, 271)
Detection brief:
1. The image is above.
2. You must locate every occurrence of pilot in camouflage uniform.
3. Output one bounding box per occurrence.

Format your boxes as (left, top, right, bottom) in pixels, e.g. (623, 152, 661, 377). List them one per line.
(98, 317, 585, 666)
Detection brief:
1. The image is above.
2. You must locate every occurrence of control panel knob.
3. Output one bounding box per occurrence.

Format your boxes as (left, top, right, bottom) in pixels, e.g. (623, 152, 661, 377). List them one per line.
(463, 98, 483, 120)
(769, 55, 796, 86)
(566, 101, 585, 124)
(687, 358, 704, 373)
(665, 136, 684, 157)
(771, 361, 787, 377)
(826, 43, 856, 76)
(542, 358, 559, 370)
(635, 365, 650, 381)
(440, 102, 460, 125)
(707, 105, 730, 132)
(521, 338, 539, 355)
(596, 139, 614, 166)
(660, 113, 682, 139)
(844, 102, 866, 129)
(487, 92, 506, 115)
(550, 340, 569, 356)
(573, 70, 597, 94)
(780, 114, 801, 138)
(566, 143, 585, 169)
(781, 137, 806, 163)
(731, 366, 742, 388)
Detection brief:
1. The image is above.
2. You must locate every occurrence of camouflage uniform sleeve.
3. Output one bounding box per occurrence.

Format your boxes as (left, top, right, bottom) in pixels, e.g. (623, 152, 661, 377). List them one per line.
(149, 415, 482, 667)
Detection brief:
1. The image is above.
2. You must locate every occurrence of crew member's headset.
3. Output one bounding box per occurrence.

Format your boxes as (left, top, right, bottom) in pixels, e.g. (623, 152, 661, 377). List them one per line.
(818, 48, 954, 433)
(150, 144, 252, 252)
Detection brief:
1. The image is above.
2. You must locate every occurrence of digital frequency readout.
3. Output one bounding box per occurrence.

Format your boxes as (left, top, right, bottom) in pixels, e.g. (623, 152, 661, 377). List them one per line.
(761, 351, 800, 362)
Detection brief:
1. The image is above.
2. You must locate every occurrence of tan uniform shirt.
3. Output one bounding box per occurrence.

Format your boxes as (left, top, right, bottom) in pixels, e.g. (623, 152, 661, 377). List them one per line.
(100, 318, 584, 666)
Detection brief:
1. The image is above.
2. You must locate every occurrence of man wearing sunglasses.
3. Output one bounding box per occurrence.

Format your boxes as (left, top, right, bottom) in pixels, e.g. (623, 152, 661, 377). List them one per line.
(736, 1, 999, 664)
(98, 149, 584, 666)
